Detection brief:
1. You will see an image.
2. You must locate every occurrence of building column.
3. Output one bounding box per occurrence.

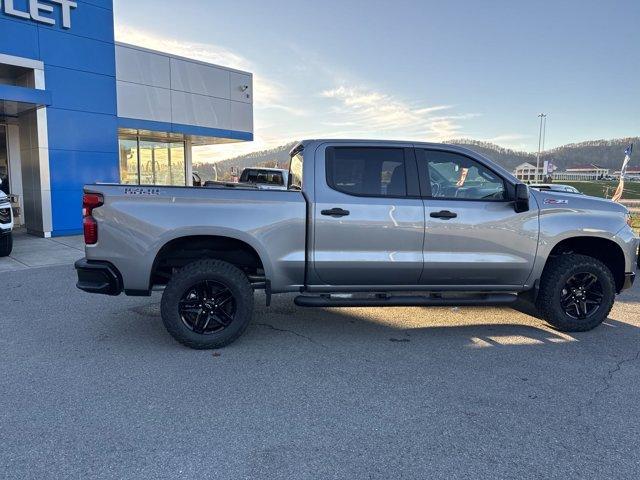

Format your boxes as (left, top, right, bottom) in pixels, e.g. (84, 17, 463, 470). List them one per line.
(18, 107, 53, 237)
(6, 123, 24, 226)
(185, 137, 193, 186)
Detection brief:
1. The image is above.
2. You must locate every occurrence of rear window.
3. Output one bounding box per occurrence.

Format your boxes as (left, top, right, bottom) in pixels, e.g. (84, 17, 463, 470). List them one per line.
(326, 147, 407, 197)
(241, 169, 284, 186)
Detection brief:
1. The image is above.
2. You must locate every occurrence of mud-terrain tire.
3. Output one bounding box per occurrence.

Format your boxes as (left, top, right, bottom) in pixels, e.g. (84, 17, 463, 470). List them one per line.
(0, 233, 12, 257)
(536, 254, 615, 332)
(161, 259, 254, 349)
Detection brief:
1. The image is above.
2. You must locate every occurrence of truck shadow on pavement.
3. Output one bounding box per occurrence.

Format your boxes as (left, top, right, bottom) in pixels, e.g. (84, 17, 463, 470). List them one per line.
(119, 292, 639, 353)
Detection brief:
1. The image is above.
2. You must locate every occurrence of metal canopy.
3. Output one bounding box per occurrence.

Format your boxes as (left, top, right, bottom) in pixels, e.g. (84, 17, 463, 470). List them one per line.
(0, 85, 52, 117)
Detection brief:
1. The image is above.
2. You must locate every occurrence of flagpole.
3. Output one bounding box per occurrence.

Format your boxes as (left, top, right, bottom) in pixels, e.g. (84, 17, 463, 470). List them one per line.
(536, 113, 547, 183)
(612, 144, 633, 203)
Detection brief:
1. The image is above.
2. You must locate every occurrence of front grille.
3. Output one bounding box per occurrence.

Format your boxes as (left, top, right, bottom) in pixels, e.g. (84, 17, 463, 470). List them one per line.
(0, 208, 10, 223)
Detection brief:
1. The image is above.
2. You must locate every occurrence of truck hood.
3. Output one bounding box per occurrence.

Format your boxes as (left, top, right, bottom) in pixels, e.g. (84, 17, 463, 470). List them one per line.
(531, 189, 629, 215)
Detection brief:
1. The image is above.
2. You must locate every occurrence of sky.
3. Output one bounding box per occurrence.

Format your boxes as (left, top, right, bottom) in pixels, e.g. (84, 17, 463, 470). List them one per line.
(113, 0, 640, 163)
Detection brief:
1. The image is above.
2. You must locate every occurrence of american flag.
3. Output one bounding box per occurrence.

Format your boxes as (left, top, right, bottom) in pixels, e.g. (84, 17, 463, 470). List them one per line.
(611, 144, 633, 202)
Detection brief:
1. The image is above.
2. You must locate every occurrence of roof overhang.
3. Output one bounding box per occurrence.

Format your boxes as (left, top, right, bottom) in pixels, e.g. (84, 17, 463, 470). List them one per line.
(117, 117, 253, 146)
(0, 84, 52, 117)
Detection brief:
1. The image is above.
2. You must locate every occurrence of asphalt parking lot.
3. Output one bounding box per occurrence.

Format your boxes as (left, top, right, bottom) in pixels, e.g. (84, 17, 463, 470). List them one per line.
(1, 249, 639, 479)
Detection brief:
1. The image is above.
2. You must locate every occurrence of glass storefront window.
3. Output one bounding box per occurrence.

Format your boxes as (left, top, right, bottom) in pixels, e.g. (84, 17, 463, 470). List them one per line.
(139, 140, 161, 185)
(118, 139, 139, 185)
(170, 142, 186, 186)
(152, 142, 171, 185)
(119, 137, 186, 186)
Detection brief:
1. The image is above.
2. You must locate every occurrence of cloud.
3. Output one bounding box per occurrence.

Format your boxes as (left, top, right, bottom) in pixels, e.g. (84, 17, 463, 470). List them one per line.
(320, 86, 471, 140)
(485, 134, 530, 143)
(115, 25, 251, 70)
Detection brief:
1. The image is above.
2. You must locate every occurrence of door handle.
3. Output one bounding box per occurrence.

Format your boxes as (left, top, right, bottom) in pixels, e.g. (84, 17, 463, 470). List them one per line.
(321, 208, 350, 218)
(430, 210, 457, 220)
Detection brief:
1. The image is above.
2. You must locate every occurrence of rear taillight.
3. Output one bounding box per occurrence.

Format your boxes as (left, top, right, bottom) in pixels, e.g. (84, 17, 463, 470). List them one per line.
(82, 193, 103, 245)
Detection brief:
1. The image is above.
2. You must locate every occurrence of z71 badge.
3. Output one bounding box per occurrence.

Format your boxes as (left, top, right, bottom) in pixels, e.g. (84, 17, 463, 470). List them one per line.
(543, 198, 569, 205)
(124, 187, 161, 196)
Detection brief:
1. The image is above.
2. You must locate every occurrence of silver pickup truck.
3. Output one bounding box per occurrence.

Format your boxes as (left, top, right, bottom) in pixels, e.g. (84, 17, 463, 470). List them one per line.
(75, 140, 639, 349)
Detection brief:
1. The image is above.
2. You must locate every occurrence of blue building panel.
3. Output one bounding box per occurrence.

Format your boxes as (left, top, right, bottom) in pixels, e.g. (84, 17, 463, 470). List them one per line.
(39, 29, 116, 76)
(50, 188, 84, 235)
(49, 150, 119, 191)
(36, 2, 115, 44)
(0, 17, 40, 59)
(47, 108, 118, 153)
(77, 0, 114, 10)
(45, 66, 116, 115)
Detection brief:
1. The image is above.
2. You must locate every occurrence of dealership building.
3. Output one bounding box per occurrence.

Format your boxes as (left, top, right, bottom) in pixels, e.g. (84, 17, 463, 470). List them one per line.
(0, 0, 254, 237)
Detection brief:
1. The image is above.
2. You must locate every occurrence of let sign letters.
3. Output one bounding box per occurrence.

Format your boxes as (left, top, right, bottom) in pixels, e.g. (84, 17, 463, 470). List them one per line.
(1, 0, 77, 29)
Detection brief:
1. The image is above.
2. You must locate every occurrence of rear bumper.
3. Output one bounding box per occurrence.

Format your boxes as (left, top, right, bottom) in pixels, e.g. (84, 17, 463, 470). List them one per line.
(75, 259, 123, 296)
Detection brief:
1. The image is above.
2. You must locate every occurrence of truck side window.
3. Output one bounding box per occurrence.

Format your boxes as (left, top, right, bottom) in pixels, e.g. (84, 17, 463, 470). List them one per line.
(288, 152, 304, 190)
(326, 147, 407, 197)
(422, 150, 506, 201)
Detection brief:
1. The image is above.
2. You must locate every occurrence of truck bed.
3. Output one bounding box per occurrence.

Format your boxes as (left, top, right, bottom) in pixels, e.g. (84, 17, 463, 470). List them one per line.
(84, 184, 307, 293)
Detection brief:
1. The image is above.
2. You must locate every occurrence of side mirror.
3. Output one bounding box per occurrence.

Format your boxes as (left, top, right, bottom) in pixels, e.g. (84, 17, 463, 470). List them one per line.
(514, 183, 530, 213)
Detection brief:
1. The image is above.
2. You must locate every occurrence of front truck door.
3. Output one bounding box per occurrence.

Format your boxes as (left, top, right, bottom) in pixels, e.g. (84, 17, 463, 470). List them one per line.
(311, 145, 425, 286)
(416, 148, 539, 287)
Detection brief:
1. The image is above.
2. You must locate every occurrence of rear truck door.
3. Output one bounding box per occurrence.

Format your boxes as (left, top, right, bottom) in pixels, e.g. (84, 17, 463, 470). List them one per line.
(416, 147, 539, 287)
(311, 144, 425, 286)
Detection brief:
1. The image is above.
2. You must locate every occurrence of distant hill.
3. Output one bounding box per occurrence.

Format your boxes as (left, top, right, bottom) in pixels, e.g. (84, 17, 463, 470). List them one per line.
(447, 139, 535, 170)
(537, 138, 639, 170)
(450, 137, 639, 171)
(194, 137, 639, 181)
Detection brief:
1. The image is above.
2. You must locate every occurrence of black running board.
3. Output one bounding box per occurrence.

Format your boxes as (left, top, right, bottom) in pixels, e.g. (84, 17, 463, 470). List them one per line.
(294, 293, 518, 308)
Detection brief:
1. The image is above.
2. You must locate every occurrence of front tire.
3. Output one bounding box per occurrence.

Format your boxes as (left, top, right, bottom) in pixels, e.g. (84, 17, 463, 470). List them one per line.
(0, 233, 12, 257)
(536, 254, 616, 332)
(161, 259, 254, 349)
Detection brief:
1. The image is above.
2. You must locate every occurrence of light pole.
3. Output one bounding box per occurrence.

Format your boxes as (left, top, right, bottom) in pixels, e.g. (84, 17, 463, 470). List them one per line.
(536, 113, 547, 182)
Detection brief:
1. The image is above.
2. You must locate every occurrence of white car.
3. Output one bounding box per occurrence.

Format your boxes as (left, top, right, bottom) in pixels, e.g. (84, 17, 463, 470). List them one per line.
(529, 184, 582, 194)
(0, 191, 13, 257)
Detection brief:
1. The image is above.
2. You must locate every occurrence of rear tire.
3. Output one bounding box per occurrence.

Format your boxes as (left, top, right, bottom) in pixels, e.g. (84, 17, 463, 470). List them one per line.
(161, 259, 254, 349)
(0, 233, 12, 257)
(536, 254, 615, 332)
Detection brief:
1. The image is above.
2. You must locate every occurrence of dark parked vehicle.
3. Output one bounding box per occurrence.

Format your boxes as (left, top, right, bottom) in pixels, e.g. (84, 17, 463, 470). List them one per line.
(239, 168, 288, 189)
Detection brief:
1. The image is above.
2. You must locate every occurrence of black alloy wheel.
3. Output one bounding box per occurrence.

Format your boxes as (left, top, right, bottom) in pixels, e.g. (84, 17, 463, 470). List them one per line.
(179, 280, 237, 335)
(161, 259, 254, 349)
(536, 254, 615, 332)
(560, 272, 604, 320)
